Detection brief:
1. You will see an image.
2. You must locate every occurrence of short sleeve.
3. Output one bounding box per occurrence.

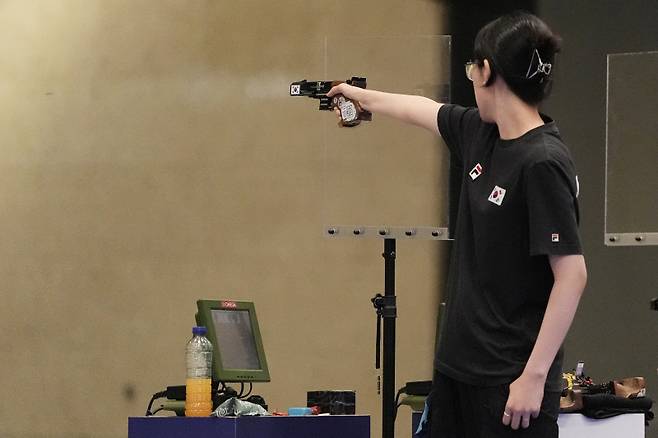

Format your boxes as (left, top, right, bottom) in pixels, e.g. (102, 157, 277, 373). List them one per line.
(437, 104, 480, 165)
(525, 159, 582, 256)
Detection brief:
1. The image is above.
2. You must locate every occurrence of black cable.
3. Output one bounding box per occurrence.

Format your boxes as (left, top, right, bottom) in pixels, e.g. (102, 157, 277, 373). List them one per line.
(215, 381, 225, 399)
(392, 386, 406, 421)
(241, 382, 253, 399)
(238, 382, 244, 398)
(150, 407, 165, 415)
(145, 390, 167, 416)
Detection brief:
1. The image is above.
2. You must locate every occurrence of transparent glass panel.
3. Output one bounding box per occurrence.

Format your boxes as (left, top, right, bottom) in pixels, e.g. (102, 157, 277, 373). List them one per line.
(322, 36, 451, 231)
(605, 51, 658, 243)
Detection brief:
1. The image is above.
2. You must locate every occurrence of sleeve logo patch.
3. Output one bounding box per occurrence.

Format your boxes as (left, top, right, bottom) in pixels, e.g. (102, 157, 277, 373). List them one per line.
(487, 185, 506, 206)
(552, 233, 560, 242)
(469, 163, 483, 180)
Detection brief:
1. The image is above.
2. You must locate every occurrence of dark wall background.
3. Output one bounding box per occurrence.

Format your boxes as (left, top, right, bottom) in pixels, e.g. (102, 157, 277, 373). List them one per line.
(446, 1, 658, 434)
(538, 1, 658, 435)
(447, 1, 537, 107)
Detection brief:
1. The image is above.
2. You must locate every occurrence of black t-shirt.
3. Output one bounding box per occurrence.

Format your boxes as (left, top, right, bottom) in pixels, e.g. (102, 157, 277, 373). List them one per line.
(435, 104, 582, 392)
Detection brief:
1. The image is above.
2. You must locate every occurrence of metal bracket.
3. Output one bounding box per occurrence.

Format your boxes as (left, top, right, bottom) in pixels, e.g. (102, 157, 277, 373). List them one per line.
(372, 293, 397, 319)
(324, 225, 451, 241)
(604, 232, 658, 246)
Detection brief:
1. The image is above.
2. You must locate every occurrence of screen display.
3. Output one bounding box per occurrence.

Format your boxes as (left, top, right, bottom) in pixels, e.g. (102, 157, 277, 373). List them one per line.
(211, 309, 261, 370)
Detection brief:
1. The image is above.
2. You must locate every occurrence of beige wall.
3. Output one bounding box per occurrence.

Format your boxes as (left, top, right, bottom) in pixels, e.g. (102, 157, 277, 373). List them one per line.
(0, 1, 450, 437)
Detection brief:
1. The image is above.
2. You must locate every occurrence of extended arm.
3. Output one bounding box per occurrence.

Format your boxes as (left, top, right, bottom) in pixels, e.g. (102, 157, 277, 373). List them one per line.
(327, 83, 443, 135)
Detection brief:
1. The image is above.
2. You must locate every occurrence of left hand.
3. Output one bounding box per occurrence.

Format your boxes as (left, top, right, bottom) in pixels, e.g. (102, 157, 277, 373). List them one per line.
(502, 372, 546, 429)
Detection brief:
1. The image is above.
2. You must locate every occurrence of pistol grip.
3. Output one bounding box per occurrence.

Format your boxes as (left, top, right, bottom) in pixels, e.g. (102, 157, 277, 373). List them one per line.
(332, 94, 369, 127)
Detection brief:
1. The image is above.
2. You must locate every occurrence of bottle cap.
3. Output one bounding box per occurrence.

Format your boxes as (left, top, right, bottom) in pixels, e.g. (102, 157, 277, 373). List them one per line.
(192, 326, 207, 336)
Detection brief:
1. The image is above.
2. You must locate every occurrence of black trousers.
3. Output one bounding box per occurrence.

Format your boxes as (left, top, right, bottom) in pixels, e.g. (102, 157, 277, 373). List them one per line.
(429, 371, 561, 438)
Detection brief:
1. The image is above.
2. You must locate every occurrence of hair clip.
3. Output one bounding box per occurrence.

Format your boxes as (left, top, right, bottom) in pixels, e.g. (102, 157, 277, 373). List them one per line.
(526, 49, 552, 80)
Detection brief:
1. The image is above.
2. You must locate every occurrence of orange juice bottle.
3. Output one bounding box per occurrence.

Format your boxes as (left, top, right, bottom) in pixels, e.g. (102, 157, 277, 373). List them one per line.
(185, 378, 212, 416)
(185, 326, 213, 417)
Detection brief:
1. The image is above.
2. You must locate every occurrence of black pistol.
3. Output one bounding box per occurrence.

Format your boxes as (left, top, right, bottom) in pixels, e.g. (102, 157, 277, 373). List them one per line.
(290, 77, 372, 127)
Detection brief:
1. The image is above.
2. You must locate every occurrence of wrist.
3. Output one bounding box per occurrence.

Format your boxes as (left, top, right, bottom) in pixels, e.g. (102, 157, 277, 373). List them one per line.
(522, 365, 549, 381)
(353, 87, 371, 108)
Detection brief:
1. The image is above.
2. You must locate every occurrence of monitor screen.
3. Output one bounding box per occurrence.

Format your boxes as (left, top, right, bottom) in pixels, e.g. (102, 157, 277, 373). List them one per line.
(211, 309, 261, 370)
(195, 299, 270, 383)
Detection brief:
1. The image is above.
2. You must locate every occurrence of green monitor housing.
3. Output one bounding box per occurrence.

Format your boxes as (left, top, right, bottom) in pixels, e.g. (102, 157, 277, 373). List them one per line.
(195, 299, 270, 383)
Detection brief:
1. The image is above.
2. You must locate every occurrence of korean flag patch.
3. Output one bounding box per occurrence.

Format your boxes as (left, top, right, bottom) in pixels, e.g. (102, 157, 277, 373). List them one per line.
(469, 163, 483, 180)
(488, 185, 506, 206)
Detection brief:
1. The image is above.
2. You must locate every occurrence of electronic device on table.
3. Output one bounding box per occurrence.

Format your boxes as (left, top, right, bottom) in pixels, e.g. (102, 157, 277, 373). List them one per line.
(145, 299, 270, 416)
(195, 299, 270, 384)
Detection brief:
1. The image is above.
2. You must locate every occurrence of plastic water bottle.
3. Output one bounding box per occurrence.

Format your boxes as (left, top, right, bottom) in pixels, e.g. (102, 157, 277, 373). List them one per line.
(185, 326, 213, 417)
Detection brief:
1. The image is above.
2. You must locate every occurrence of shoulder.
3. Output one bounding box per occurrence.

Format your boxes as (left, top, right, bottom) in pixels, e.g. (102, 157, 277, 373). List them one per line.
(525, 127, 576, 173)
(438, 104, 497, 146)
(438, 104, 484, 131)
(438, 103, 479, 120)
(521, 126, 580, 193)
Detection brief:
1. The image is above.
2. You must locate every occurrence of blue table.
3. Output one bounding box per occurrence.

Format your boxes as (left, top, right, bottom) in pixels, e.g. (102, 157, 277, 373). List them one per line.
(128, 415, 370, 438)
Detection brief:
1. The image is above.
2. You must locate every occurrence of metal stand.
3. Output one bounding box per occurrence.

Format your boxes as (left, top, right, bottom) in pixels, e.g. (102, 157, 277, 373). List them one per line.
(371, 238, 397, 438)
(326, 225, 450, 438)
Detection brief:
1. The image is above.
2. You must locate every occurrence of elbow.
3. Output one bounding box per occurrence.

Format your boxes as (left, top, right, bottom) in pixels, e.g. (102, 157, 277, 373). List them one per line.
(580, 269, 587, 295)
(551, 254, 588, 295)
(577, 260, 588, 294)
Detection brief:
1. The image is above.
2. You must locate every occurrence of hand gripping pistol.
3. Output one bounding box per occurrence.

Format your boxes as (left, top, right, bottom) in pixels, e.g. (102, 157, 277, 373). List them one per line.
(290, 77, 373, 127)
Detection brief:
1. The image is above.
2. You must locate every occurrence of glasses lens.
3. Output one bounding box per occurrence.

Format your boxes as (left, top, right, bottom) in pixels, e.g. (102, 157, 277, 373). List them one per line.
(465, 62, 474, 81)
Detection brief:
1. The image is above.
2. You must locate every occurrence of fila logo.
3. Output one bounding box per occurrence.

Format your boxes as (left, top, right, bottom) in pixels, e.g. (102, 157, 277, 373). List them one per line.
(488, 185, 506, 206)
(469, 163, 483, 180)
(552, 233, 560, 242)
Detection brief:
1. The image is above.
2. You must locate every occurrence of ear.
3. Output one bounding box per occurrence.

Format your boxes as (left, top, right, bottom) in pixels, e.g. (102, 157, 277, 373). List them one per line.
(482, 59, 492, 86)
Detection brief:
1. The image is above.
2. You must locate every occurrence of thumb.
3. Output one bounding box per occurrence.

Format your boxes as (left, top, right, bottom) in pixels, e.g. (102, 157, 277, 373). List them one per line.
(327, 83, 346, 97)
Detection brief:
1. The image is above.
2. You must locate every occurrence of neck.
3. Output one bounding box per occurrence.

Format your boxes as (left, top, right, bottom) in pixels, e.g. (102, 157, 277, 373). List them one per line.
(492, 86, 545, 140)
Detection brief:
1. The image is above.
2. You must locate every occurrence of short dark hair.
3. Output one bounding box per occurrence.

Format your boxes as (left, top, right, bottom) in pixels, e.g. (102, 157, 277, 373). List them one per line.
(473, 11, 562, 105)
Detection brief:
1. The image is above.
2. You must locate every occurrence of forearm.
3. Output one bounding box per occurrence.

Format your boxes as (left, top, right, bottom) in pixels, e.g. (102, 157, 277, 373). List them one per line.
(358, 89, 438, 124)
(524, 256, 587, 380)
(328, 84, 442, 133)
